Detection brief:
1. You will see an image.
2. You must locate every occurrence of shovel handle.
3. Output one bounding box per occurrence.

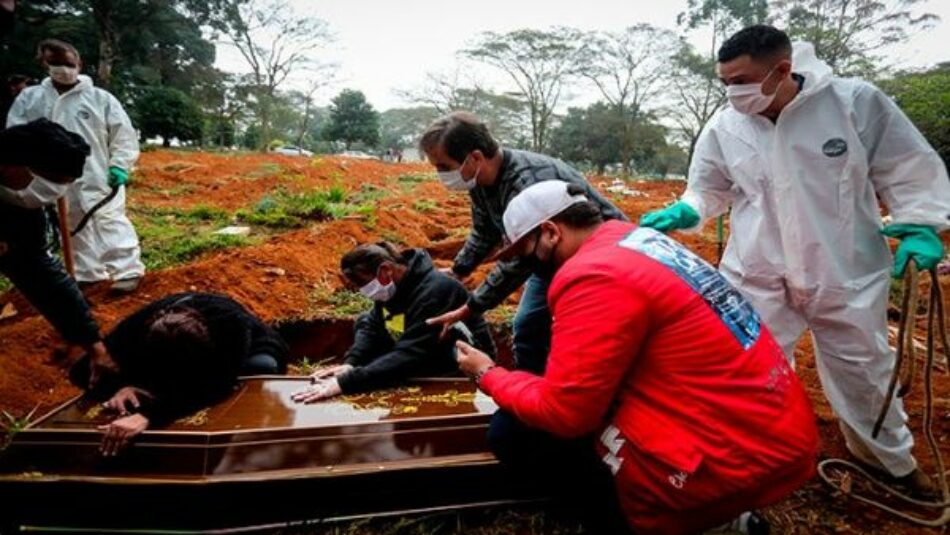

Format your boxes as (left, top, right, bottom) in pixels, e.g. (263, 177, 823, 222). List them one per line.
(57, 197, 75, 278)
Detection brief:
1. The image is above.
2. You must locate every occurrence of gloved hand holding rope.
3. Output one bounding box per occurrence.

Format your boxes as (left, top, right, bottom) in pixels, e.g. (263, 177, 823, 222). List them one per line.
(818, 260, 950, 527)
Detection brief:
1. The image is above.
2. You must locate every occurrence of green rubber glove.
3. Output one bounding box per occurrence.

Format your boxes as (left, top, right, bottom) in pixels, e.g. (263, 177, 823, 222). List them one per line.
(639, 201, 701, 232)
(108, 166, 128, 188)
(881, 223, 944, 277)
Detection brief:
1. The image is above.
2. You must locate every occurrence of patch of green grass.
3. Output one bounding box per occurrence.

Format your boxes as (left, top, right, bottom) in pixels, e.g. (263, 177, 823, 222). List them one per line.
(146, 183, 197, 196)
(242, 162, 283, 180)
(236, 187, 370, 230)
(1, 405, 39, 452)
(0, 275, 10, 294)
(130, 205, 254, 270)
(308, 287, 373, 319)
(413, 199, 438, 213)
(381, 230, 407, 246)
(353, 184, 388, 204)
(142, 234, 251, 270)
(397, 173, 433, 183)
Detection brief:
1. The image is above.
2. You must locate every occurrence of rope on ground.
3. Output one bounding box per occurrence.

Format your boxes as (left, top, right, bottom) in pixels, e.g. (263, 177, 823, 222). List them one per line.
(817, 261, 950, 526)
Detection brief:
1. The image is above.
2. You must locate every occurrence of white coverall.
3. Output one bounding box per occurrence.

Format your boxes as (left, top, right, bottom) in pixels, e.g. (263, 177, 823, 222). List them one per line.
(7, 75, 144, 283)
(681, 43, 950, 477)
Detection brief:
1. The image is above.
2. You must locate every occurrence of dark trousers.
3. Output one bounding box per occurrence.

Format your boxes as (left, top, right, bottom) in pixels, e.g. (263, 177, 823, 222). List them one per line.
(512, 275, 552, 374)
(0, 205, 100, 345)
(488, 411, 632, 534)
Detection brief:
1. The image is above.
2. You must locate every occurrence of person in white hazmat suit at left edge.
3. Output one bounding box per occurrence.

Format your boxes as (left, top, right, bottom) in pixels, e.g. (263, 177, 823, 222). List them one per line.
(640, 25, 950, 497)
(0, 118, 119, 387)
(6, 38, 144, 293)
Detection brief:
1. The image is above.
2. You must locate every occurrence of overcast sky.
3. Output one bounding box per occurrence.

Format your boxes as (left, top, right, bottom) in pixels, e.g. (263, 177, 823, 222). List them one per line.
(215, 0, 950, 112)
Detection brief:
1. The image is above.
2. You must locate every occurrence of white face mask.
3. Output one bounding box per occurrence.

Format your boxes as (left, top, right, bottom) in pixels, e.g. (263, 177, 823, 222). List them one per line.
(726, 66, 779, 115)
(0, 170, 69, 209)
(359, 269, 397, 302)
(48, 65, 79, 85)
(437, 155, 480, 191)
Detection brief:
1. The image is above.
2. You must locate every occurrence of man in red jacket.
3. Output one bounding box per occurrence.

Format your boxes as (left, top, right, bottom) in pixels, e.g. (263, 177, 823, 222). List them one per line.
(456, 181, 820, 535)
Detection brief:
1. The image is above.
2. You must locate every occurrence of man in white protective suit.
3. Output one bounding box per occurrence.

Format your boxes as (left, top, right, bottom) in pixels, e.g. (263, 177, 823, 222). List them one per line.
(7, 38, 144, 293)
(640, 25, 950, 495)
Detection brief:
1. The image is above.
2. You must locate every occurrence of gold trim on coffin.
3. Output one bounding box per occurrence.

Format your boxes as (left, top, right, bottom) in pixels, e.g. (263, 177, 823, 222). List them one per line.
(83, 405, 210, 427)
(80, 385, 480, 426)
(340, 386, 478, 415)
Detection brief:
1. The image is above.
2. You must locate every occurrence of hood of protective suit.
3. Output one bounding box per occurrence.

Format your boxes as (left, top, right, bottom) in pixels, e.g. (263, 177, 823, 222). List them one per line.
(40, 74, 94, 94)
(790, 41, 833, 97)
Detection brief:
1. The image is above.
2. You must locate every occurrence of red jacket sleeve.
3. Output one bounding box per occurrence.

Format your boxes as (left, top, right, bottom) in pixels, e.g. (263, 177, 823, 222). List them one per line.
(481, 269, 649, 438)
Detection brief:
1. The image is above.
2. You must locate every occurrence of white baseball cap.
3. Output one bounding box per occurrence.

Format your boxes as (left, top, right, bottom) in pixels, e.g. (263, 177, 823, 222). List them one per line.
(494, 180, 588, 260)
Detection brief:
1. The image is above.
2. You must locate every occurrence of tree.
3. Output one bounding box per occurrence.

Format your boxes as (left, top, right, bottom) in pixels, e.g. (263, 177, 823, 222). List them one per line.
(288, 74, 335, 149)
(218, 0, 333, 150)
(549, 104, 622, 174)
(324, 89, 380, 150)
(464, 27, 587, 152)
(394, 69, 485, 115)
(134, 86, 204, 146)
(584, 25, 680, 175)
(82, 0, 228, 89)
(666, 45, 726, 164)
(880, 64, 950, 167)
(379, 107, 440, 151)
(678, 0, 770, 56)
(773, 0, 939, 77)
(0, 1, 225, 98)
(396, 69, 531, 149)
(193, 72, 248, 148)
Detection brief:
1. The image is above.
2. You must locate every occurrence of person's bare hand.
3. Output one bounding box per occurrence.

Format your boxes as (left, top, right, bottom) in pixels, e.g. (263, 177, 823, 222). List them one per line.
(103, 386, 149, 415)
(98, 413, 149, 456)
(455, 341, 494, 377)
(310, 364, 353, 382)
(291, 378, 343, 404)
(425, 304, 471, 340)
(87, 341, 119, 389)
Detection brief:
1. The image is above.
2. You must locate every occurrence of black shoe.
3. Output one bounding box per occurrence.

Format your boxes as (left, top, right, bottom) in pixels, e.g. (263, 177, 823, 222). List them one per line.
(708, 511, 770, 535)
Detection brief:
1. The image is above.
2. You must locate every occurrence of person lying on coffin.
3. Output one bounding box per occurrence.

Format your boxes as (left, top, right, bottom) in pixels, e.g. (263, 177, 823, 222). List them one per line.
(70, 292, 289, 456)
(292, 242, 496, 404)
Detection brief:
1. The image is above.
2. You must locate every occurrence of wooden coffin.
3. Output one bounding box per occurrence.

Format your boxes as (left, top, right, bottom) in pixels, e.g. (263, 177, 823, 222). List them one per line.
(0, 377, 543, 532)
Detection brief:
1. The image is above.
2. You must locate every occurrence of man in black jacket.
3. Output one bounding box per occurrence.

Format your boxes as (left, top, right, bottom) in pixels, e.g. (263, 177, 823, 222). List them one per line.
(70, 293, 289, 455)
(293, 243, 495, 403)
(0, 119, 118, 386)
(419, 112, 626, 374)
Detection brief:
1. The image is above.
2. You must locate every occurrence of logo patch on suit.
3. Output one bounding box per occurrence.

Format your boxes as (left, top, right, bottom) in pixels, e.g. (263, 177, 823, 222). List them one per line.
(77, 110, 91, 120)
(618, 228, 761, 349)
(822, 138, 848, 157)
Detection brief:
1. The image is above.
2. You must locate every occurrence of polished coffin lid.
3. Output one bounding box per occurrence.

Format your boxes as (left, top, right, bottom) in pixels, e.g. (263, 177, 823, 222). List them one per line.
(0, 377, 500, 482)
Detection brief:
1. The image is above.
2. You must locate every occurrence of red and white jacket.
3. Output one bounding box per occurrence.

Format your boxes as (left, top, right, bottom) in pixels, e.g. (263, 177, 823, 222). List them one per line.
(481, 221, 819, 535)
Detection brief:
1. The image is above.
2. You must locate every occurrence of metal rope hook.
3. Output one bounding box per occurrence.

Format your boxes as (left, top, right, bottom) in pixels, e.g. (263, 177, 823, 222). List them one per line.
(818, 260, 950, 527)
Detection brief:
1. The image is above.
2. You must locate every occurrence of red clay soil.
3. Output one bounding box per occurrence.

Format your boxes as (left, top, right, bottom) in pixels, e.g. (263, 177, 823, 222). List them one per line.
(2, 152, 950, 534)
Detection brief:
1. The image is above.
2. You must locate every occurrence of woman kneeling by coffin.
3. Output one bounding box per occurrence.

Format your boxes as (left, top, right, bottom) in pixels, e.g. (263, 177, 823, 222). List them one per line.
(292, 242, 495, 404)
(70, 292, 289, 455)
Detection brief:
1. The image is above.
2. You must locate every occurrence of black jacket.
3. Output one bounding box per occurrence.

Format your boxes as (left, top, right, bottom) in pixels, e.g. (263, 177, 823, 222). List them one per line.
(74, 292, 289, 424)
(453, 149, 628, 313)
(0, 203, 101, 345)
(339, 249, 495, 394)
